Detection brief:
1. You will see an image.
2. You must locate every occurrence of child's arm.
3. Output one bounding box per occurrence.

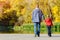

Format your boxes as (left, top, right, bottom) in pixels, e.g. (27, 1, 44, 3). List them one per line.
(50, 18, 53, 26)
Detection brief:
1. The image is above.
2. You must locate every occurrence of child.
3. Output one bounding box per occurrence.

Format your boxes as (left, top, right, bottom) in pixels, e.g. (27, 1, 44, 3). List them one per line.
(45, 15, 53, 37)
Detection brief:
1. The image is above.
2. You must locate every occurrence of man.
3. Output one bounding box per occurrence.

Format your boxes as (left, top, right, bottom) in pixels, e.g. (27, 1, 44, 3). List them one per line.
(32, 4, 44, 37)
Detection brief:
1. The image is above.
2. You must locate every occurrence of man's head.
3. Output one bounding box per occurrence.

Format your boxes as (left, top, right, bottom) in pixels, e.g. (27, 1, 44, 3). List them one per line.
(36, 4, 39, 8)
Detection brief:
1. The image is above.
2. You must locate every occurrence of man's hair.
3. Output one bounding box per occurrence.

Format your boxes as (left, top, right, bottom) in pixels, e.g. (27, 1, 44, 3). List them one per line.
(36, 3, 39, 8)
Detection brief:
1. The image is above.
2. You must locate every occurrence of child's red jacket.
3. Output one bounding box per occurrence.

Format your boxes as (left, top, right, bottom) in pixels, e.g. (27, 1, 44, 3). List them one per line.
(45, 18, 53, 26)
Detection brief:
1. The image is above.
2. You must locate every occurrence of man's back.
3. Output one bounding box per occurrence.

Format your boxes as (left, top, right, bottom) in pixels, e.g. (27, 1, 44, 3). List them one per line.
(32, 8, 43, 22)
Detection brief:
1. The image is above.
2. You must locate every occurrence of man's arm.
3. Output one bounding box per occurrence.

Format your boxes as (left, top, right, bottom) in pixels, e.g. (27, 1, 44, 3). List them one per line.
(40, 10, 45, 20)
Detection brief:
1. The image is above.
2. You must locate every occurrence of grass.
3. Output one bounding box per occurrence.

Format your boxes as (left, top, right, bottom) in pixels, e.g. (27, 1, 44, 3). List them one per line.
(14, 22, 60, 34)
(14, 22, 52, 34)
(0, 22, 60, 34)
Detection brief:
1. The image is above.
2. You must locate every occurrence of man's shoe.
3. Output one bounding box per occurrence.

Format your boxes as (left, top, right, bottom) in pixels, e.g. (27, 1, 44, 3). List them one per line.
(35, 34, 37, 37)
(48, 35, 51, 37)
(38, 33, 40, 37)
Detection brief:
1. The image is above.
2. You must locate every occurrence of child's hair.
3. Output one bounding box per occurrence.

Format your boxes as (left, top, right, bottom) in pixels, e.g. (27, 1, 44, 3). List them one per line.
(46, 15, 50, 18)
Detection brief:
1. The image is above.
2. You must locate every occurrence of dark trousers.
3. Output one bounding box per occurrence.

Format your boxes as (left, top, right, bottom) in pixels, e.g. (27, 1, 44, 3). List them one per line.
(47, 26, 51, 36)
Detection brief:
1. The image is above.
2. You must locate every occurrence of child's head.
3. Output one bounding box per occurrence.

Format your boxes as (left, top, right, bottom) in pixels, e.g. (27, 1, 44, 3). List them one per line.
(46, 15, 50, 18)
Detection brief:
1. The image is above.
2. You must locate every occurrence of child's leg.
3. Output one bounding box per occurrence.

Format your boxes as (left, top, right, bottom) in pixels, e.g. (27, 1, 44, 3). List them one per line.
(47, 26, 51, 37)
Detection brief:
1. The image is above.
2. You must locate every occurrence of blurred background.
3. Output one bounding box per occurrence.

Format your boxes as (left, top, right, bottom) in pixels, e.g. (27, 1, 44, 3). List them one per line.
(0, 0, 60, 34)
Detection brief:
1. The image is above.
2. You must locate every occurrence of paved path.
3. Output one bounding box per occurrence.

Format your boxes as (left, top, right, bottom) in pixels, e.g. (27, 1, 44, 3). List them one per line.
(0, 34, 60, 40)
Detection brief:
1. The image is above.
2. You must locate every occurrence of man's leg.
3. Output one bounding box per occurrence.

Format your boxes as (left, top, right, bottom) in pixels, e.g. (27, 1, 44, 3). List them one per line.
(34, 23, 37, 37)
(37, 22, 40, 37)
(47, 26, 51, 37)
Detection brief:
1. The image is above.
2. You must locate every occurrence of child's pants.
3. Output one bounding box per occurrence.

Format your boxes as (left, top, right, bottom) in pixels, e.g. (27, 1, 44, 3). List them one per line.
(47, 26, 51, 36)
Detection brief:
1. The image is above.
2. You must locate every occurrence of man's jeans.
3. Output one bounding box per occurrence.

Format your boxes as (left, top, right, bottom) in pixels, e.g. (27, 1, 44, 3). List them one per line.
(34, 22, 40, 35)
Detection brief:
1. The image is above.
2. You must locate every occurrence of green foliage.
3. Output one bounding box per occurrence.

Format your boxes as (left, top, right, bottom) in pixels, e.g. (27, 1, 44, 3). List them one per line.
(14, 22, 60, 34)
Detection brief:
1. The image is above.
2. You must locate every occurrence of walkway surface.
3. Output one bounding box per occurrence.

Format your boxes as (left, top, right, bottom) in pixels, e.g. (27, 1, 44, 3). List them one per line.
(0, 34, 60, 40)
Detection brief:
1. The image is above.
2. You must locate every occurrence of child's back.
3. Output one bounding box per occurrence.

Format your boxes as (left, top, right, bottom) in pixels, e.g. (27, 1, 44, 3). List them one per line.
(45, 18, 53, 26)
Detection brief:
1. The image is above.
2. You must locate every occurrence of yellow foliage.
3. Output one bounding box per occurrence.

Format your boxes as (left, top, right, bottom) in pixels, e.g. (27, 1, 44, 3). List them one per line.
(51, 5, 60, 22)
(21, 8, 26, 15)
(52, 6, 58, 14)
(55, 16, 60, 22)
(0, 13, 3, 18)
(0, 0, 60, 23)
